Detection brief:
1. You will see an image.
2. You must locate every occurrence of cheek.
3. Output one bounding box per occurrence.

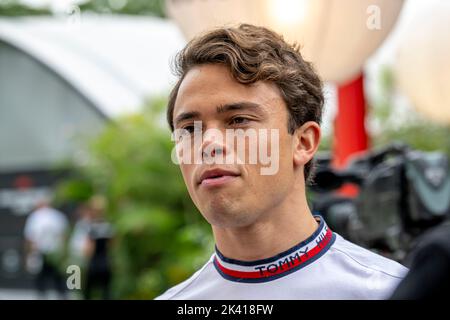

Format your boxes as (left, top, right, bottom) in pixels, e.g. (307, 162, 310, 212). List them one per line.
(278, 134, 295, 168)
(179, 164, 195, 192)
(254, 128, 293, 176)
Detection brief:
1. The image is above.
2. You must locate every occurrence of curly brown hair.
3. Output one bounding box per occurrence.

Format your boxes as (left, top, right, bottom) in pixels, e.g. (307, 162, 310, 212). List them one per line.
(167, 24, 324, 183)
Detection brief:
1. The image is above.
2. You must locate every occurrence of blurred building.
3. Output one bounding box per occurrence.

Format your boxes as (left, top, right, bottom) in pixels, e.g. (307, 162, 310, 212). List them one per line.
(0, 14, 185, 288)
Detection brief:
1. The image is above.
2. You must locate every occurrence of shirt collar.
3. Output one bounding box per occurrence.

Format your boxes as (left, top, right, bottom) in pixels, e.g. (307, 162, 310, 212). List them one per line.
(213, 216, 336, 283)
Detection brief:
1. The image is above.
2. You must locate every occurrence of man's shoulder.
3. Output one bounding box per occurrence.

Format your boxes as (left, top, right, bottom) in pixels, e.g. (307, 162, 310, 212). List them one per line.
(154, 256, 214, 300)
(323, 234, 408, 299)
(330, 233, 408, 279)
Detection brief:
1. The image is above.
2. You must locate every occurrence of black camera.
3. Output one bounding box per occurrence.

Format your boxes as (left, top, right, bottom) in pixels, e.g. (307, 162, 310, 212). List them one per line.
(310, 143, 450, 262)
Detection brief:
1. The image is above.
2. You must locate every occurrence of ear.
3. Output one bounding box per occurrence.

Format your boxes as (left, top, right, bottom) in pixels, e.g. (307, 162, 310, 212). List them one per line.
(292, 121, 321, 168)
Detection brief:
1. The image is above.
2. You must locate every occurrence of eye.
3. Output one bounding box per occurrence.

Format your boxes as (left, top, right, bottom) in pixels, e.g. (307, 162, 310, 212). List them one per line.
(183, 125, 195, 133)
(174, 124, 196, 142)
(230, 116, 249, 125)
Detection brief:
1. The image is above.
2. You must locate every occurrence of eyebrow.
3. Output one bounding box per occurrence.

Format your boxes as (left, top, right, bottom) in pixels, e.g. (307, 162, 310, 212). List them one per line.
(174, 102, 263, 127)
(216, 101, 262, 114)
(174, 111, 201, 128)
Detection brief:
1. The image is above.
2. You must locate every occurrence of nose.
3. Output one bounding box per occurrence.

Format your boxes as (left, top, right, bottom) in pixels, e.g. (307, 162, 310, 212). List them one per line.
(200, 128, 227, 162)
(202, 145, 223, 158)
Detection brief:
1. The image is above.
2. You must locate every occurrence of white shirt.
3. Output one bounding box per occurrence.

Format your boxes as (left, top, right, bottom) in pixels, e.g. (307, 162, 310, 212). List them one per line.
(156, 217, 408, 300)
(69, 218, 91, 259)
(24, 206, 68, 254)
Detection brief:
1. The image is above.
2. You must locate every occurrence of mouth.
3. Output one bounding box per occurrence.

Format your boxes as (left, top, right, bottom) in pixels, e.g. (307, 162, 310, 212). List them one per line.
(198, 168, 241, 187)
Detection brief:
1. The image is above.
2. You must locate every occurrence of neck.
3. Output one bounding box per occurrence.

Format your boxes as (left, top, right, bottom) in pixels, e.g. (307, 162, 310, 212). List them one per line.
(212, 182, 318, 262)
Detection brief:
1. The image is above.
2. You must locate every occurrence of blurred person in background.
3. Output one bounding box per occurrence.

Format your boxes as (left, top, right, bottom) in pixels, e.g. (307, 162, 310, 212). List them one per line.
(24, 196, 69, 299)
(83, 196, 114, 300)
(68, 203, 94, 274)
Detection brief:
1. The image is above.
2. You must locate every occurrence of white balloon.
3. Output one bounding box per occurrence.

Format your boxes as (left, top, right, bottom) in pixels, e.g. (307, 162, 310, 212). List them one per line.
(394, 1, 450, 124)
(166, 0, 403, 84)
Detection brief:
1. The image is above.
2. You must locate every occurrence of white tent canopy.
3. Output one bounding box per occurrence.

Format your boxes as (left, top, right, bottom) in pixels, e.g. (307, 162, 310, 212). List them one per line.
(0, 15, 186, 170)
(0, 14, 186, 118)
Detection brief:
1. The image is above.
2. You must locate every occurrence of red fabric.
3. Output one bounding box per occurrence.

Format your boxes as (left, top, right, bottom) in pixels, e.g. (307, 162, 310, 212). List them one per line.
(333, 73, 369, 197)
(333, 73, 369, 169)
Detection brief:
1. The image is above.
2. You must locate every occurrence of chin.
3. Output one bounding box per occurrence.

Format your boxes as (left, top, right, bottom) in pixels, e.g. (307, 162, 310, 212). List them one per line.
(202, 203, 257, 228)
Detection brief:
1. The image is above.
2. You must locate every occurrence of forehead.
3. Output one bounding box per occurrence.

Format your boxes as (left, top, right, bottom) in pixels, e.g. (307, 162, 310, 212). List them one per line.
(173, 64, 284, 121)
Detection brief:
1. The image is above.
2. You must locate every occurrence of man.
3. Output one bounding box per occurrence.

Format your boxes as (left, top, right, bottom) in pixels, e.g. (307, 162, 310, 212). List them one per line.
(83, 196, 114, 300)
(24, 197, 69, 299)
(156, 24, 407, 300)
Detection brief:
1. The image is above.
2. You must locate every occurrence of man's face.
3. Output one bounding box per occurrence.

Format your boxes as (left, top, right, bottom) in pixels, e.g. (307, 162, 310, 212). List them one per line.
(172, 64, 301, 228)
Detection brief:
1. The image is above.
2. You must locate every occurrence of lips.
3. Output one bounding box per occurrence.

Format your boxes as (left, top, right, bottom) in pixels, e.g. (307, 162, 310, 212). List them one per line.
(198, 168, 241, 187)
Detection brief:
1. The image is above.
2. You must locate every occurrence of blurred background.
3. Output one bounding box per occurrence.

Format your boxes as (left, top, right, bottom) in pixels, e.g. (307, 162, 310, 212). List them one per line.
(0, 0, 449, 299)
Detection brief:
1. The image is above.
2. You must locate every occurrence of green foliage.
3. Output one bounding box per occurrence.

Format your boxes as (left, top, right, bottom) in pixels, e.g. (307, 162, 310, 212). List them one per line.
(0, 0, 166, 17)
(375, 122, 450, 154)
(78, 0, 166, 17)
(0, 0, 51, 16)
(369, 66, 450, 156)
(57, 98, 213, 299)
(55, 178, 94, 204)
